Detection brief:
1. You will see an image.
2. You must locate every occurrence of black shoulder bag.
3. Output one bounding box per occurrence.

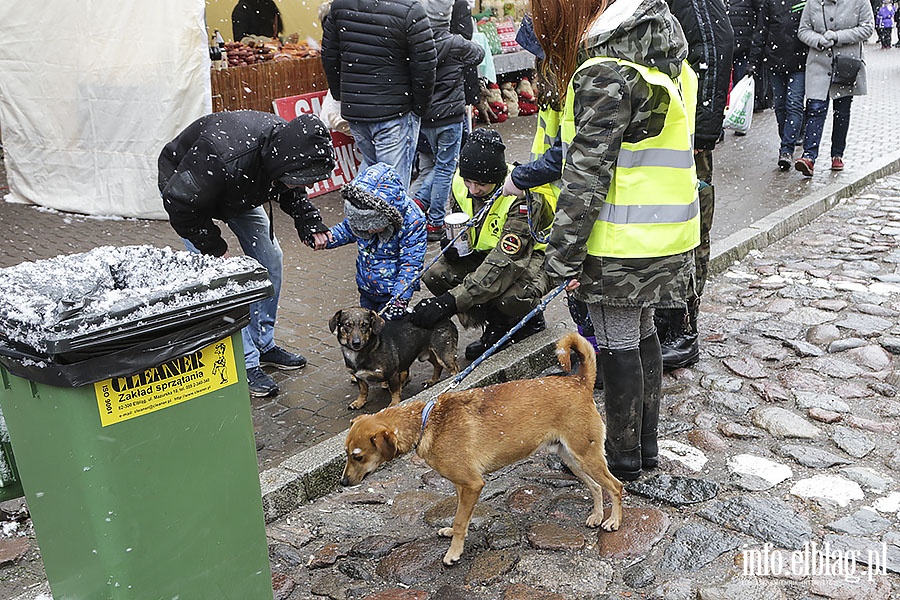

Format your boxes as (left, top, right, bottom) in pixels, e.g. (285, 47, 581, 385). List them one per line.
(824, 2, 863, 86)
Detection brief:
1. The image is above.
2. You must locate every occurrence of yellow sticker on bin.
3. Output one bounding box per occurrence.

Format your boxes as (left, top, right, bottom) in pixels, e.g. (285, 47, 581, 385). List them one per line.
(94, 337, 238, 427)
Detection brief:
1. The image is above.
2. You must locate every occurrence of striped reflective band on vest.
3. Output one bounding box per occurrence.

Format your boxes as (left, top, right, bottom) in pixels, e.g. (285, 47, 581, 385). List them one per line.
(561, 57, 700, 259)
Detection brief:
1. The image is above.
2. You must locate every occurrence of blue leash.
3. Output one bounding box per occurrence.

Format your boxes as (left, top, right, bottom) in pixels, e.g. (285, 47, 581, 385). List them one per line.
(440, 281, 569, 393)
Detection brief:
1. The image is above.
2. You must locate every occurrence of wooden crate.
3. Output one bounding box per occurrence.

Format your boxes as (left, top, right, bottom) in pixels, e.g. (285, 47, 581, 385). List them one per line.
(210, 57, 328, 113)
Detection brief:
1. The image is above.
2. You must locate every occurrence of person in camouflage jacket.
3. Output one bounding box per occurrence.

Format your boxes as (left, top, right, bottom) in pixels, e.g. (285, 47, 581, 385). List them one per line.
(533, 0, 698, 481)
(410, 129, 554, 360)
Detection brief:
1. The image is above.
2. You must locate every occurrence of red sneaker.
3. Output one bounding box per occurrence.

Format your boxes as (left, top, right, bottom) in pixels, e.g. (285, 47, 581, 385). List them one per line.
(831, 157, 844, 171)
(794, 157, 814, 177)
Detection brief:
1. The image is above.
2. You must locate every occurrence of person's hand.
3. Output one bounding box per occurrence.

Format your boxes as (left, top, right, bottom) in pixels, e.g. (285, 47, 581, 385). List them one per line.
(439, 237, 460, 261)
(564, 278, 580, 292)
(502, 173, 525, 198)
(410, 293, 457, 328)
(381, 298, 409, 321)
(820, 38, 835, 49)
(824, 30, 838, 42)
(310, 231, 332, 250)
(746, 63, 757, 76)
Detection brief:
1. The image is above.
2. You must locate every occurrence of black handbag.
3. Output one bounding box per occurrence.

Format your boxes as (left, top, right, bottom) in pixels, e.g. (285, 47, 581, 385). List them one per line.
(831, 53, 863, 86)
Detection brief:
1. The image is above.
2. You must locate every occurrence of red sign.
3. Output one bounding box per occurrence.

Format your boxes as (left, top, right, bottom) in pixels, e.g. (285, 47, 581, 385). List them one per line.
(272, 91, 361, 198)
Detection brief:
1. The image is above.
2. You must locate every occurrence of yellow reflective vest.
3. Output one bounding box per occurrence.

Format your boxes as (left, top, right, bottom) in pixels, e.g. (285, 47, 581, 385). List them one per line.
(451, 168, 556, 252)
(561, 57, 700, 259)
(530, 107, 563, 201)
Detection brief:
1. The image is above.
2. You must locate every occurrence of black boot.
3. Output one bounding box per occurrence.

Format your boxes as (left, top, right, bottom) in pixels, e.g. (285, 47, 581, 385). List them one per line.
(639, 335, 662, 470)
(598, 347, 643, 481)
(658, 307, 699, 370)
(465, 308, 512, 360)
(511, 311, 545, 343)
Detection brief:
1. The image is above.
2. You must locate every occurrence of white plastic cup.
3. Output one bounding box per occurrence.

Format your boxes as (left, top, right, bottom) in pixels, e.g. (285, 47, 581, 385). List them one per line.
(444, 212, 472, 257)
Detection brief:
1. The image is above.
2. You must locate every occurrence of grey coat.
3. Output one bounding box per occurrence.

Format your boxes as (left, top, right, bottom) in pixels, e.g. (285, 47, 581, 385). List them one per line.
(798, 0, 874, 100)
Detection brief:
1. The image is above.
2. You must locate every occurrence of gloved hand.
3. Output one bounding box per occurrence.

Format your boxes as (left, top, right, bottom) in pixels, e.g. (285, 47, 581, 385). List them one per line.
(824, 30, 838, 42)
(502, 173, 525, 198)
(439, 237, 460, 262)
(381, 298, 409, 321)
(820, 38, 835, 49)
(410, 293, 457, 328)
(745, 63, 757, 77)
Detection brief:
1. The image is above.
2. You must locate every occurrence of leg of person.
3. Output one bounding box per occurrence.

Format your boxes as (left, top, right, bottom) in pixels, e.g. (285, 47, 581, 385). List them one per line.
(638, 308, 662, 470)
(348, 120, 376, 175)
(423, 122, 465, 241)
(659, 152, 709, 370)
(782, 71, 806, 157)
(796, 97, 829, 176)
(369, 112, 421, 190)
(770, 72, 792, 170)
(589, 303, 643, 481)
(830, 95, 852, 171)
(411, 138, 436, 208)
(226, 207, 307, 371)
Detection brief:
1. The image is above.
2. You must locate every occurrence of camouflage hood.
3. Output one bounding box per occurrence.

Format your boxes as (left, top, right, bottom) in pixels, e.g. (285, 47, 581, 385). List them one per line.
(582, 0, 688, 78)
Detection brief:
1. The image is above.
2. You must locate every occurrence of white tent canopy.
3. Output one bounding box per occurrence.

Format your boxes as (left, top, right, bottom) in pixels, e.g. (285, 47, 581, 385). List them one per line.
(0, 1, 212, 219)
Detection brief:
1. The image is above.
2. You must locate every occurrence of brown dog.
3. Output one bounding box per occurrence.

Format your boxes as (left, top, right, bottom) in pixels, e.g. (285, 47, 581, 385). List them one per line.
(340, 332, 624, 565)
(329, 307, 459, 410)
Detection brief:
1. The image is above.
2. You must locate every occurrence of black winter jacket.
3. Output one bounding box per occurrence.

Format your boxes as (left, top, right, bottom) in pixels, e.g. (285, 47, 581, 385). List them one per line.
(321, 0, 437, 123)
(752, 0, 808, 74)
(158, 111, 334, 257)
(667, 0, 735, 150)
(727, 0, 764, 56)
(422, 27, 485, 128)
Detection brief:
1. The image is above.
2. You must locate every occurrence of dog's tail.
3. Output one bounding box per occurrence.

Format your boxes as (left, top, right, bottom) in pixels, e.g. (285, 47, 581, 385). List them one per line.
(555, 332, 597, 390)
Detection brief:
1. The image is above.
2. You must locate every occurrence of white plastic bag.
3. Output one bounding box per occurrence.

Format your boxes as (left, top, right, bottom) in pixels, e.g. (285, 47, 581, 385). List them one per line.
(319, 90, 351, 135)
(723, 75, 755, 134)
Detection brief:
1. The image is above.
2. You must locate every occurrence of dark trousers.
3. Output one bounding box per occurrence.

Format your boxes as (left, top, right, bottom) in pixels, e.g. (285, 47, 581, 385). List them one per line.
(802, 96, 852, 163)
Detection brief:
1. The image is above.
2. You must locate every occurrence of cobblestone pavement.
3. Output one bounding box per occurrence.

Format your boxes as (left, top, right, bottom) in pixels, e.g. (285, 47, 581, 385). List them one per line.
(0, 41, 900, 600)
(258, 173, 900, 599)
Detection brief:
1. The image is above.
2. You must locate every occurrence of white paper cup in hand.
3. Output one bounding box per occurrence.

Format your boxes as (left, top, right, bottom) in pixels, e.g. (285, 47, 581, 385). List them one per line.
(444, 212, 472, 257)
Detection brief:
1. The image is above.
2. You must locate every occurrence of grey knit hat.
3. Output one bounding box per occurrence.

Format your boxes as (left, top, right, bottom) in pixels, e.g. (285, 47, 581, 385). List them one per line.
(420, 0, 453, 27)
(342, 185, 403, 238)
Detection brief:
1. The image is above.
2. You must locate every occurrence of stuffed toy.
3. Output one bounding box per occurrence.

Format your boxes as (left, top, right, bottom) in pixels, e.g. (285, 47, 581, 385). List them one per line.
(516, 77, 539, 116)
(477, 81, 509, 123)
(500, 82, 519, 118)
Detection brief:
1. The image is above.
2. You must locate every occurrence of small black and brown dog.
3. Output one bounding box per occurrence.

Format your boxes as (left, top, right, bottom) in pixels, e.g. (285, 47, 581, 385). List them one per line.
(329, 307, 459, 410)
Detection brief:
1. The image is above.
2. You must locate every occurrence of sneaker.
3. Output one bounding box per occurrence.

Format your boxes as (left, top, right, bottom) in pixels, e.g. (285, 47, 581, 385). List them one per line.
(734, 130, 747, 137)
(831, 156, 844, 171)
(794, 157, 814, 177)
(426, 223, 444, 243)
(247, 366, 278, 397)
(777, 153, 793, 171)
(259, 346, 307, 370)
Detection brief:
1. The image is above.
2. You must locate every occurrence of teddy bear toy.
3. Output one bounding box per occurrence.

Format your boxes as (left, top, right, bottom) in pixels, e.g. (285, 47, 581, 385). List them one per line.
(516, 77, 539, 116)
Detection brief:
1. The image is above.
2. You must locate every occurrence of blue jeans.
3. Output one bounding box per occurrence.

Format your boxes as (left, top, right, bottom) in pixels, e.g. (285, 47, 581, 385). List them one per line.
(802, 95, 853, 163)
(349, 112, 421, 190)
(413, 122, 465, 226)
(182, 206, 282, 368)
(770, 71, 805, 155)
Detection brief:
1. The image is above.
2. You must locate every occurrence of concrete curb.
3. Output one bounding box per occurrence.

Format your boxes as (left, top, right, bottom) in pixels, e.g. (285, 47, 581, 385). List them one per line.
(258, 151, 900, 523)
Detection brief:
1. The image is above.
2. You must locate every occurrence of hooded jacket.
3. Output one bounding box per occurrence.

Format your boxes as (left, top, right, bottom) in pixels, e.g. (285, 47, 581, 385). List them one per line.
(545, 0, 696, 306)
(326, 163, 427, 301)
(321, 0, 437, 122)
(158, 110, 334, 257)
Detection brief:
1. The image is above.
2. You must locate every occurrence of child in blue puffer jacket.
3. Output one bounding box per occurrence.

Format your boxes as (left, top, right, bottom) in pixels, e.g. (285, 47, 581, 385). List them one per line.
(320, 163, 427, 319)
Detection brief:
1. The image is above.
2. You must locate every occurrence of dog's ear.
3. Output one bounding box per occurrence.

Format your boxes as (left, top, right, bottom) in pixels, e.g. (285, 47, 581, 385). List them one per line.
(371, 430, 397, 460)
(371, 311, 386, 335)
(328, 310, 343, 334)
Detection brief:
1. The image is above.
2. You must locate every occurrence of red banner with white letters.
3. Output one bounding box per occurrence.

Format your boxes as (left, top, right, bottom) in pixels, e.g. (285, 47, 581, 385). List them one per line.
(272, 91, 361, 198)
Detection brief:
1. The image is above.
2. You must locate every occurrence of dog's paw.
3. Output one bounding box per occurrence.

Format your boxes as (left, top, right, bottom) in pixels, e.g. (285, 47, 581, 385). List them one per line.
(442, 549, 462, 566)
(600, 516, 621, 531)
(437, 527, 453, 538)
(585, 513, 604, 528)
(348, 398, 367, 410)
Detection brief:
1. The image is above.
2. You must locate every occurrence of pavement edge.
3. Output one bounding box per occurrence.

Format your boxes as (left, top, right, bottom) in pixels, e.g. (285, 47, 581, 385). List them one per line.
(259, 150, 900, 523)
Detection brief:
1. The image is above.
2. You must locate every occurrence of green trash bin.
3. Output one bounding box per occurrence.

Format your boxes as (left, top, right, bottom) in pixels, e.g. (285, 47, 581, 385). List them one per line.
(0, 246, 277, 600)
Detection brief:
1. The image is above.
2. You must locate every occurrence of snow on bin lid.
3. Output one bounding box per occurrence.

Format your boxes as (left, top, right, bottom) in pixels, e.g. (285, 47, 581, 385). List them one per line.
(0, 245, 271, 354)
